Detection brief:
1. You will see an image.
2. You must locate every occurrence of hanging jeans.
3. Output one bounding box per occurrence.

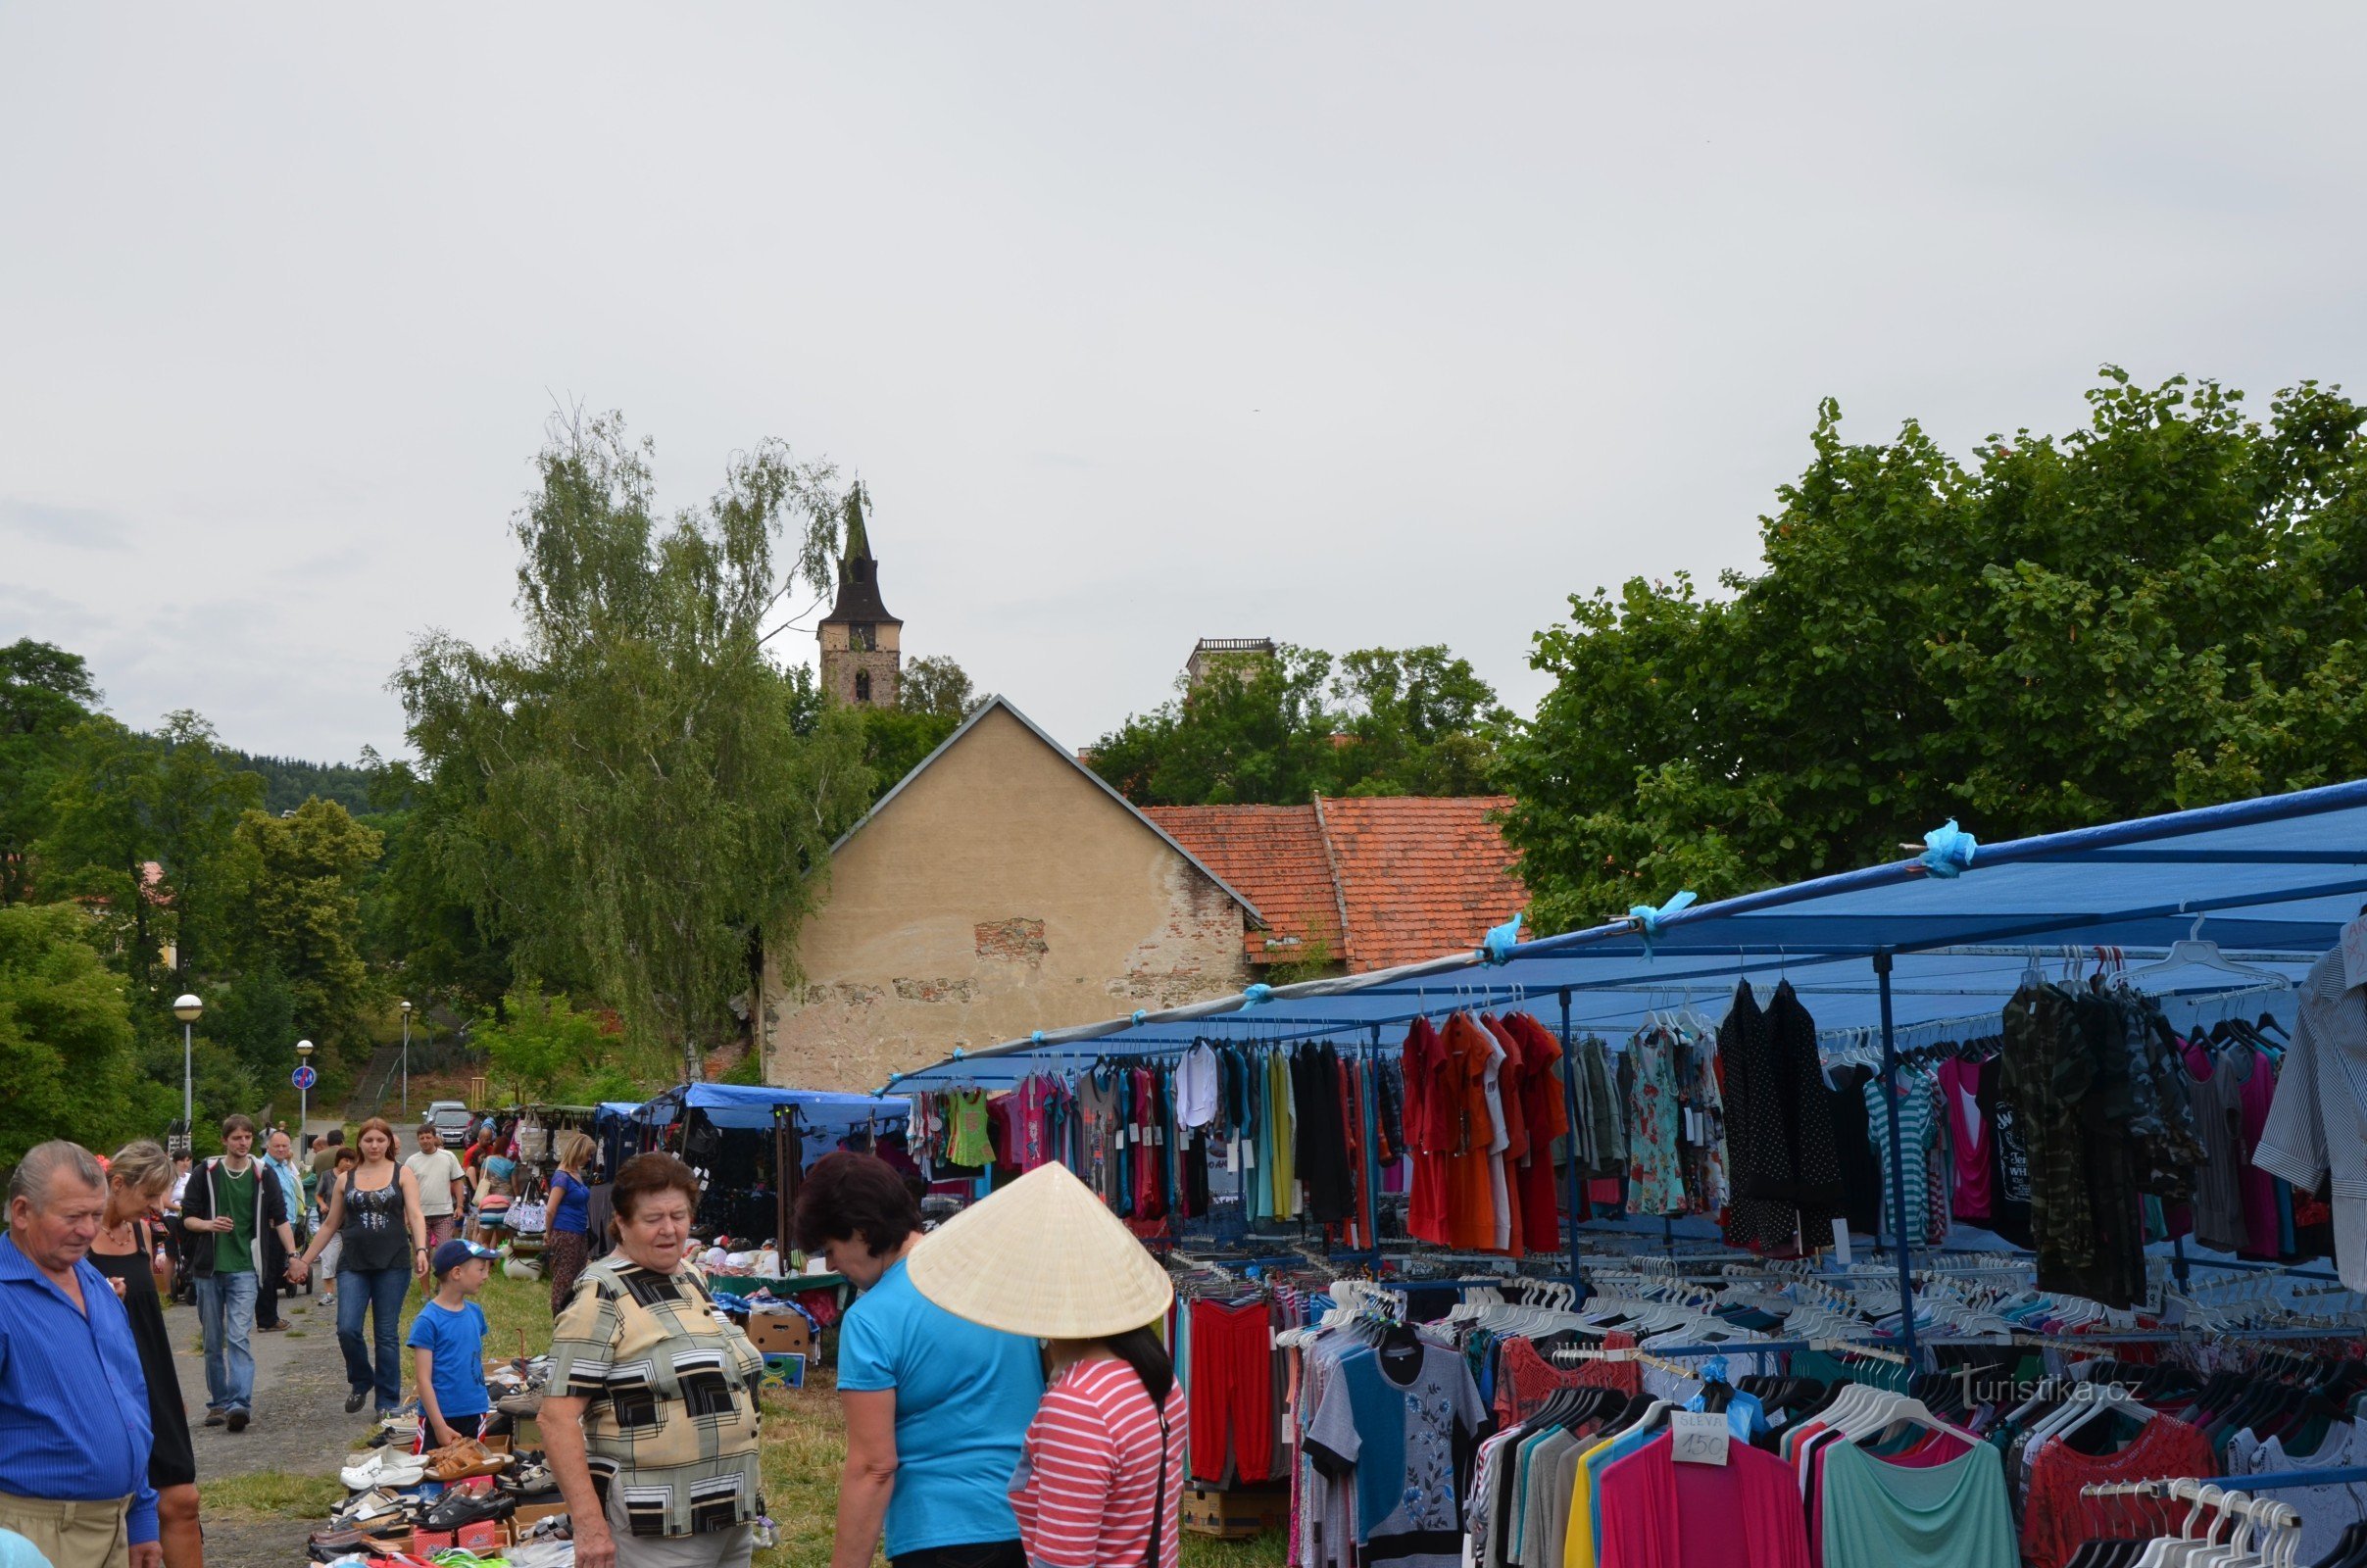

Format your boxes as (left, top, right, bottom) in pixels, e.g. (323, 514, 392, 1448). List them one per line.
(1188, 1298, 1274, 1484)
(196, 1270, 258, 1414)
(338, 1266, 412, 1412)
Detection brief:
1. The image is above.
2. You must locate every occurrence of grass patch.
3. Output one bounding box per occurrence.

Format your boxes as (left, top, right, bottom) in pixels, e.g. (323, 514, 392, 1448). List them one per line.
(199, 1469, 346, 1520)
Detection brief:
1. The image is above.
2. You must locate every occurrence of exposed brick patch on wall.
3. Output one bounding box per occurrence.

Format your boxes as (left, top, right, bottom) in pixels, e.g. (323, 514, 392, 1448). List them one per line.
(974, 917, 1049, 963)
(892, 976, 982, 1004)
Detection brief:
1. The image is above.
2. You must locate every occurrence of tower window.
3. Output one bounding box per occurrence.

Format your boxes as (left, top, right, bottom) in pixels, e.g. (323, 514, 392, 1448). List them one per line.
(855, 671, 872, 704)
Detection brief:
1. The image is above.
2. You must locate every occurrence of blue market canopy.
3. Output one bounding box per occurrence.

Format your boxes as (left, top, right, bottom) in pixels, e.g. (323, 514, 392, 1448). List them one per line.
(630, 1083, 912, 1133)
(895, 778, 2367, 1089)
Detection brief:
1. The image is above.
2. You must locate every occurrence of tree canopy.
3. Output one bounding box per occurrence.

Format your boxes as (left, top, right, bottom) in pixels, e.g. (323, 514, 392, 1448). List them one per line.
(394, 411, 876, 1081)
(1498, 369, 2367, 932)
(1089, 643, 1506, 807)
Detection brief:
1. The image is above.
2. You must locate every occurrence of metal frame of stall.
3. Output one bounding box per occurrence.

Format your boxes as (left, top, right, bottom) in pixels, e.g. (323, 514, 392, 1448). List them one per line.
(889, 778, 2367, 1353)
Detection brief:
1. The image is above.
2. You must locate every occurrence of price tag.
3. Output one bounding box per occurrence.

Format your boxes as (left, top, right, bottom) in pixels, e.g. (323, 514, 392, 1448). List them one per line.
(2342, 914, 2367, 992)
(1670, 1410, 1730, 1466)
(1831, 1216, 1853, 1267)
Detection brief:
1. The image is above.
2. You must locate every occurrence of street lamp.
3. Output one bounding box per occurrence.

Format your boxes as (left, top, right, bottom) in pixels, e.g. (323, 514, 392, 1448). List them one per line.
(173, 994, 203, 1134)
(400, 1001, 413, 1117)
(296, 1038, 315, 1133)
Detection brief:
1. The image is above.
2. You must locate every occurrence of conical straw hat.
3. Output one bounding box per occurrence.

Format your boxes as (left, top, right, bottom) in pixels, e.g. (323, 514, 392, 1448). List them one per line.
(906, 1162, 1174, 1340)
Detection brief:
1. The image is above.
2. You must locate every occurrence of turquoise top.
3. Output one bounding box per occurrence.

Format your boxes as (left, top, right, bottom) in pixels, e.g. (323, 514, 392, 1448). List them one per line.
(1818, 1440, 2014, 1568)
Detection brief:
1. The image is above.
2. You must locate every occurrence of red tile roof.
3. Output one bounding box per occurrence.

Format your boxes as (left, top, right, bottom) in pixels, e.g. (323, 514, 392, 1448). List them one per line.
(1140, 804, 1342, 964)
(1143, 797, 1523, 972)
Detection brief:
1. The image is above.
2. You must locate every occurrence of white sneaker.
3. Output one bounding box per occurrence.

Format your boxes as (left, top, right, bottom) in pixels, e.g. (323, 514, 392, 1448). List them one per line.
(338, 1450, 425, 1493)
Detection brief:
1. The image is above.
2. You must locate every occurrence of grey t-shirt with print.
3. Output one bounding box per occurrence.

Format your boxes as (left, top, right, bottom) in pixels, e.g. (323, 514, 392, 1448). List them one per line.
(1306, 1339, 1486, 1568)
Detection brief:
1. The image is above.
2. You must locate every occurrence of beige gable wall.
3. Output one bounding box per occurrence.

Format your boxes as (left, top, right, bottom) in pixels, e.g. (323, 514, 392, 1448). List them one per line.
(760, 704, 1253, 1092)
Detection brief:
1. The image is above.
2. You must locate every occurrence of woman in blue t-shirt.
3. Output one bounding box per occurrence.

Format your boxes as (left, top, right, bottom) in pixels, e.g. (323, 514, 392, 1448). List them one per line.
(545, 1132, 596, 1316)
(793, 1153, 1044, 1568)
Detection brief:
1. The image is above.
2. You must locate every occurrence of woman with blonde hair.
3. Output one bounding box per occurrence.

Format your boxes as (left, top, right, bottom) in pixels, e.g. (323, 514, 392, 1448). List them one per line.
(288, 1116, 427, 1415)
(907, 1163, 1188, 1568)
(545, 1130, 597, 1314)
(89, 1140, 204, 1568)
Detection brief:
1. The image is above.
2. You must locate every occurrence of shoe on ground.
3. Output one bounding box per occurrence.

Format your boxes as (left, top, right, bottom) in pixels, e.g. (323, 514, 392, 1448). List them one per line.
(203, 1410, 225, 1428)
(256, 1321, 289, 1332)
(422, 1489, 516, 1532)
(345, 1389, 369, 1413)
(224, 1408, 249, 1433)
(338, 1448, 426, 1493)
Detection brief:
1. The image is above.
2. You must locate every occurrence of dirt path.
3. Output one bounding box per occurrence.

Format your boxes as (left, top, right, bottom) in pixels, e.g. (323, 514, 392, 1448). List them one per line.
(172, 1283, 377, 1566)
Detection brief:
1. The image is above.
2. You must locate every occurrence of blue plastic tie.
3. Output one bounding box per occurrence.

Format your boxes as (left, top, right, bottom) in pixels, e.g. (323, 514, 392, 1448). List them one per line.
(887, 1071, 902, 1085)
(1481, 911, 1524, 965)
(1919, 818, 1978, 878)
(1626, 891, 1698, 955)
(1131, 1009, 1148, 1027)
(1243, 983, 1274, 1007)
(952, 1047, 966, 1060)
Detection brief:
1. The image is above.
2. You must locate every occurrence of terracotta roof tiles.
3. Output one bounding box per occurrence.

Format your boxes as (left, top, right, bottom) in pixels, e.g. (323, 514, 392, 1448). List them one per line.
(1144, 796, 1523, 972)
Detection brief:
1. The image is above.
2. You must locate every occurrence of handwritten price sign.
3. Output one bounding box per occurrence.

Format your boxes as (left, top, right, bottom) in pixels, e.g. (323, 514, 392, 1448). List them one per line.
(1669, 1410, 1730, 1467)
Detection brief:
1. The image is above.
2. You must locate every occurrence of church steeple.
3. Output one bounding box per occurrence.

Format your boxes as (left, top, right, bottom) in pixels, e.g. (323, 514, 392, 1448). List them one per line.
(817, 481, 902, 708)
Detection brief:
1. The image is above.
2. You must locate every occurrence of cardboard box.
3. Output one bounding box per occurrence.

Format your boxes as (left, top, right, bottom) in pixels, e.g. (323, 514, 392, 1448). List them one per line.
(1181, 1486, 1289, 1540)
(413, 1530, 457, 1556)
(508, 1501, 568, 1536)
(456, 1520, 505, 1553)
(744, 1313, 813, 1358)
(482, 1432, 513, 1454)
(512, 1417, 542, 1450)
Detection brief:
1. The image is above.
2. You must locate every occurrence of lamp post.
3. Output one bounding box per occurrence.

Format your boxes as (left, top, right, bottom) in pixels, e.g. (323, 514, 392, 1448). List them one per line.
(296, 1039, 315, 1133)
(173, 993, 203, 1134)
(400, 1001, 413, 1117)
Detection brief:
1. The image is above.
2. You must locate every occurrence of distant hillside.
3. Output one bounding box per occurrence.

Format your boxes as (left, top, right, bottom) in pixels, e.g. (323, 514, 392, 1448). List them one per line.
(223, 751, 382, 815)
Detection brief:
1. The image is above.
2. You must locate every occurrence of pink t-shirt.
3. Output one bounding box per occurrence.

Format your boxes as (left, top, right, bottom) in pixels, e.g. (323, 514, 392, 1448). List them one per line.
(1937, 1059, 1995, 1222)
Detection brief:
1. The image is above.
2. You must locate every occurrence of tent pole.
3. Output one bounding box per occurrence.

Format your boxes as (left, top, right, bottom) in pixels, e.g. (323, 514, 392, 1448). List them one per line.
(1363, 1025, 1384, 1251)
(1875, 949, 1916, 1357)
(1559, 989, 1584, 1301)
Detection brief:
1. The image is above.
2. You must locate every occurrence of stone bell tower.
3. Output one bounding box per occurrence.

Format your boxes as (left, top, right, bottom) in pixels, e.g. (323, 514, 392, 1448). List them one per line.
(817, 481, 901, 709)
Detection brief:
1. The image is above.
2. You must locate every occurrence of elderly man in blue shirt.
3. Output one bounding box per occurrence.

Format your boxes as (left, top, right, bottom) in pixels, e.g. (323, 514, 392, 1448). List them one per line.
(0, 1141, 164, 1568)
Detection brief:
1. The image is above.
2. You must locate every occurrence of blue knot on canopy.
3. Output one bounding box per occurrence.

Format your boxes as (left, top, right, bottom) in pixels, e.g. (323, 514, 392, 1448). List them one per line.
(1626, 891, 1697, 954)
(1919, 818, 1978, 878)
(953, 1047, 967, 1059)
(1481, 911, 1524, 965)
(1242, 983, 1274, 1007)
(1130, 1009, 1148, 1027)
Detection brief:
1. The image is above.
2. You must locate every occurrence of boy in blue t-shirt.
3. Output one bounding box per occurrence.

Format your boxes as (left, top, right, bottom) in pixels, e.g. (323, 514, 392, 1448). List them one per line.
(409, 1238, 498, 1448)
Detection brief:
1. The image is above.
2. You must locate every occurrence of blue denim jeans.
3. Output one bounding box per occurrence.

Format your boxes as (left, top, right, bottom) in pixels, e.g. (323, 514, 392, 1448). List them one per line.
(337, 1266, 412, 1412)
(195, 1269, 259, 1414)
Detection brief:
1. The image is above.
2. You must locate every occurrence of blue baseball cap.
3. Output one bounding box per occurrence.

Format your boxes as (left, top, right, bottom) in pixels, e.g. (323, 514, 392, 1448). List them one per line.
(432, 1239, 499, 1277)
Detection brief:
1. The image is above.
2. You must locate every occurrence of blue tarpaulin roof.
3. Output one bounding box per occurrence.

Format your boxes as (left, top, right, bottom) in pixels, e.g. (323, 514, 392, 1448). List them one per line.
(894, 778, 2367, 1089)
(630, 1083, 912, 1132)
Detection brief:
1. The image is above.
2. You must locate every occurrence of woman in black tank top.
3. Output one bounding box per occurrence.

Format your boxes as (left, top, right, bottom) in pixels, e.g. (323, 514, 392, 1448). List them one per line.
(291, 1118, 426, 1415)
(90, 1141, 201, 1568)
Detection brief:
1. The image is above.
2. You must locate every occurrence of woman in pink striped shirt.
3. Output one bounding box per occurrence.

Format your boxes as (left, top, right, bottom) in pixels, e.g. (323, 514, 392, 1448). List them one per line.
(907, 1164, 1190, 1568)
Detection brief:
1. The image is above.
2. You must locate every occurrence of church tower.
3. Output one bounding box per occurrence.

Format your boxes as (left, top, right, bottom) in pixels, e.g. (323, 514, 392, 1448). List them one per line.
(817, 481, 902, 709)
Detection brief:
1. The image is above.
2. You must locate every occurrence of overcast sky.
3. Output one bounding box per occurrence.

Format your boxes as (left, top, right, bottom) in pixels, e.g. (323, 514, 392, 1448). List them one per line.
(5, 7, 2364, 762)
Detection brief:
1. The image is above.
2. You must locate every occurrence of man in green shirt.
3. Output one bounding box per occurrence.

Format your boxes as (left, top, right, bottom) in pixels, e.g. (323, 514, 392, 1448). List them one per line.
(180, 1114, 296, 1432)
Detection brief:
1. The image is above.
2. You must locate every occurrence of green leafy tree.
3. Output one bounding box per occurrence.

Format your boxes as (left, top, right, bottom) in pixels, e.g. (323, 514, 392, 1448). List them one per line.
(1332, 647, 1509, 797)
(900, 655, 976, 717)
(228, 799, 384, 1051)
(0, 902, 175, 1166)
(1090, 643, 1506, 806)
(473, 983, 660, 1104)
(0, 639, 100, 906)
(394, 411, 876, 1083)
(1499, 368, 2367, 931)
(40, 712, 264, 989)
